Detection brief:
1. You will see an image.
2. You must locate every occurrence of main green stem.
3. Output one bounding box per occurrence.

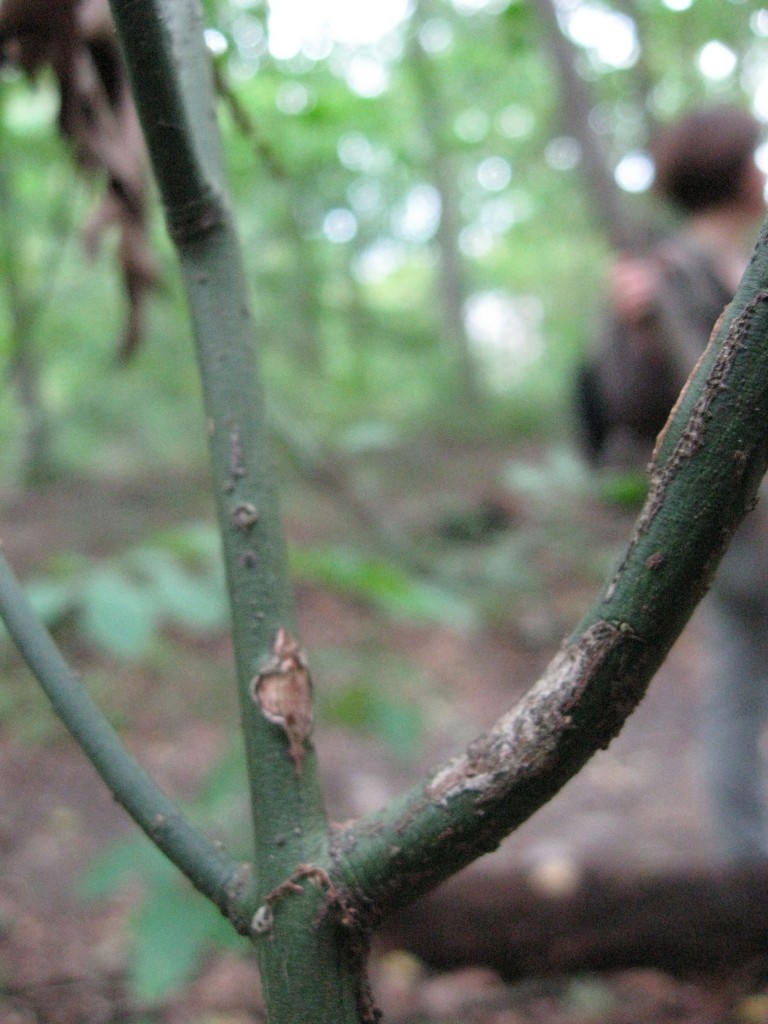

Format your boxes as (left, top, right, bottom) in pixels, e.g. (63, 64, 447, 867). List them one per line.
(108, 3, 364, 1020)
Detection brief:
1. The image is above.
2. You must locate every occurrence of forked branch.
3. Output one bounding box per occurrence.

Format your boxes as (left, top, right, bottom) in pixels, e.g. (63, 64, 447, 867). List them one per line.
(2, 2, 768, 1021)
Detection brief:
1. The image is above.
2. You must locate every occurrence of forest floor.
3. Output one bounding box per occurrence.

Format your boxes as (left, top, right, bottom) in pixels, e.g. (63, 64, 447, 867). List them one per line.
(0, 439, 763, 1024)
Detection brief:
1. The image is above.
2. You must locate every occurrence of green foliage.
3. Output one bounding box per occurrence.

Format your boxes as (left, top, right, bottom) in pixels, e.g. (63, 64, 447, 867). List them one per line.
(81, 831, 243, 1003)
(5, 522, 480, 662)
(290, 545, 476, 627)
(596, 471, 649, 508)
(79, 571, 160, 660)
(80, 738, 252, 1002)
(4, 525, 230, 660)
(321, 680, 425, 758)
(0, 0, 763, 479)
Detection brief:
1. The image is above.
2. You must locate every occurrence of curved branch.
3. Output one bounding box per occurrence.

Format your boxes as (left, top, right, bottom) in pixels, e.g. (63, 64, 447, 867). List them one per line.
(0, 551, 255, 930)
(335, 244, 768, 913)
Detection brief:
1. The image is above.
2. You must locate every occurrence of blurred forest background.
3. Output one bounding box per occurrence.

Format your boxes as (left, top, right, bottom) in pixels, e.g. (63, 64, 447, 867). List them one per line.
(4, 0, 767, 484)
(4, 1, 768, 1022)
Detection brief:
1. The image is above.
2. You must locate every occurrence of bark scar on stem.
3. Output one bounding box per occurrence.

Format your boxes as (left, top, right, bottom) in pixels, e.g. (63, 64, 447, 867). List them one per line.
(248, 863, 376, 1017)
(224, 862, 256, 935)
(225, 428, 245, 493)
(250, 628, 313, 776)
(231, 501, 258, 530)
(605, 293, 768, 602)
(167, 191, 225, 241)
(426, 619, 630, 804)
(249, 864, 340, 936)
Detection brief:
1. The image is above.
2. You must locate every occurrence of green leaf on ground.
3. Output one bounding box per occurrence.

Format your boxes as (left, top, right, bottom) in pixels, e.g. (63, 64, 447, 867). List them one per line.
(79, 569, 159, 659)
(291, 545, 475, 627)
(321, 682, 424, 758)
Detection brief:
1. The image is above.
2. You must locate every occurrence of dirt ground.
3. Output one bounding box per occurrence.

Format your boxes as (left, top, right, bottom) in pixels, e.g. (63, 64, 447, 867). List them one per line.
(0, 443, 761, 1023)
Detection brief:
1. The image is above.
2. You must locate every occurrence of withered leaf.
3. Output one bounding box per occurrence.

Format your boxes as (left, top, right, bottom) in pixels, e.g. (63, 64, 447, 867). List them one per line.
(0, 0, 158, 358)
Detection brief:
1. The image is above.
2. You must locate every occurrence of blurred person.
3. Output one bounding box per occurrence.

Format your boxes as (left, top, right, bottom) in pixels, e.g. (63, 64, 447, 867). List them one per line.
(576, 104, 768, 862)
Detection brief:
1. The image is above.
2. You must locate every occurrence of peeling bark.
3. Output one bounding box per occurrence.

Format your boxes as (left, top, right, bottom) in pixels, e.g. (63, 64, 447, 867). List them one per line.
(251, 629, 314, 778)
(427, 621, 631, 805)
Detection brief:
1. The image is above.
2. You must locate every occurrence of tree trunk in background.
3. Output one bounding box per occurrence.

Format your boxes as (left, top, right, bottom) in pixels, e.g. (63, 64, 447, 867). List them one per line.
(380, 863, 768, 980)
(11, 340, 56, 485)
(0, 161, 58, 485)
(283, 185, 325, 373)
(530, 0, 644, 252)
(408, 6, 482, 409)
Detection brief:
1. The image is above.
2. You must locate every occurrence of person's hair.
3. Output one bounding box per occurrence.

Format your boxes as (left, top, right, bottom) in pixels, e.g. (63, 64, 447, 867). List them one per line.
(652, 105, 762, 214)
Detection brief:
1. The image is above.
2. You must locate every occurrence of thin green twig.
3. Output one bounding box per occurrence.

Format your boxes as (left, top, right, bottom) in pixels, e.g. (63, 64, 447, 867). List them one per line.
(0, 549, 256, 931)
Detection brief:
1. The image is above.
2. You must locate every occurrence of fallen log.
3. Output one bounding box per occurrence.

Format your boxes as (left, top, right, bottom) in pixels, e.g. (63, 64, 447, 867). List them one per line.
(378, 863, 768, 980)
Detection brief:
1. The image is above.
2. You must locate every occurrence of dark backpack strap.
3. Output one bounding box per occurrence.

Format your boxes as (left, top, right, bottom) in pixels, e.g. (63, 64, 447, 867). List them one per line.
(573, 360, 611, 465)
(574, 240, 730, 469)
